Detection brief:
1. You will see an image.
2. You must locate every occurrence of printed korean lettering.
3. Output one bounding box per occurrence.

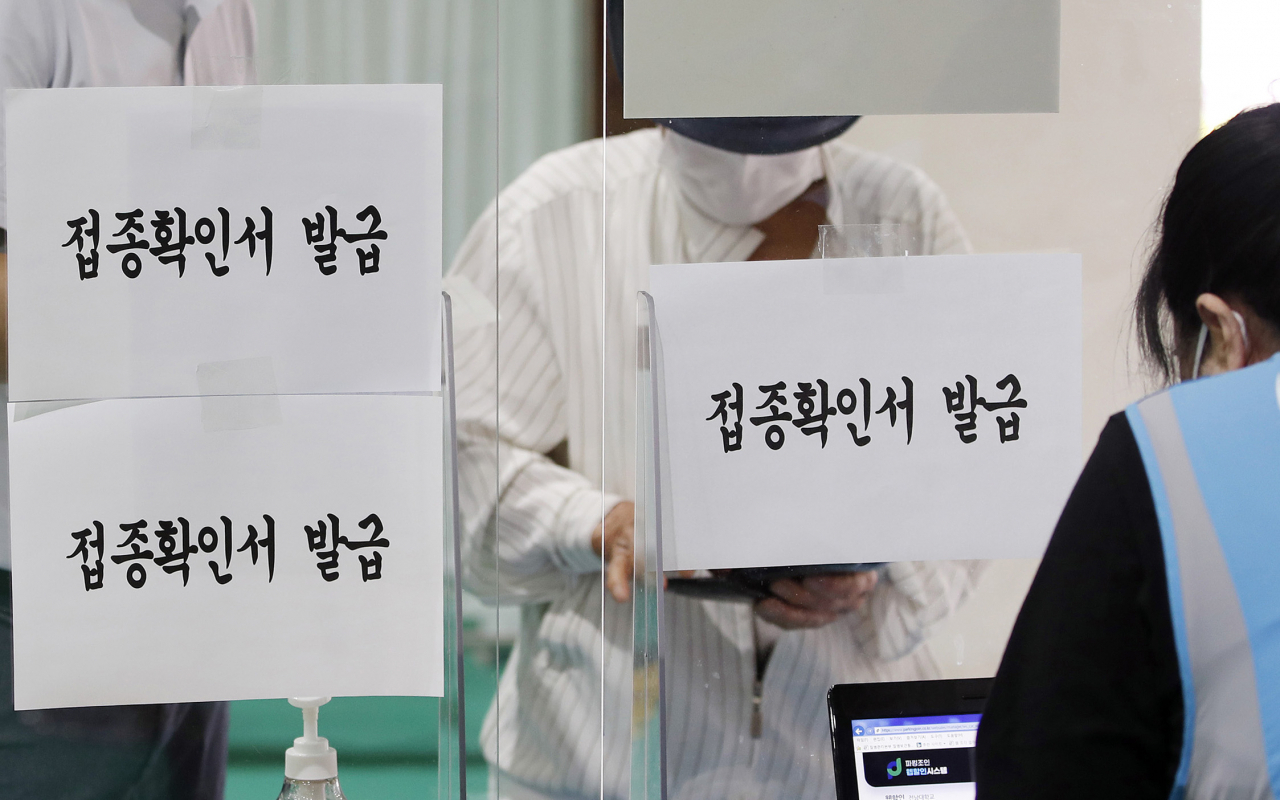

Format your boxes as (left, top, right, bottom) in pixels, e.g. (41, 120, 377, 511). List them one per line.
(195, 208, 232, 275)
(62, 210, 100, 280)
(111, 519, 154, 588)
(305, 513, 342, 582)
(199, 516, 235, 584)
(341, 205, 387, 275)
(874, 377, 914, 444)
(792, 380, 837, 447)
(302, 207, 339, 274)
(337, 513, 390, 582)
(302, 204, 387, 275)
(943, 373, 1027, 443)
(234, 207, 274, 275)
(149, 209, 194, 276)
(62, 513, 320, 591)
(67, 521, 105, 591)
(837, 378, 872, 446)
(943, 376, 979, 443)
(107, 210, 151, 278)
(236, 515, 276, 583)
(713, 377, 917, 450)
(706, 383, 744, 453)
(984, 374, 1026, 443)
(153, 518, 197, 585)
(59, 205, 367, 279)
(749, 382, 793, 450)
(305, 513, 390, 582)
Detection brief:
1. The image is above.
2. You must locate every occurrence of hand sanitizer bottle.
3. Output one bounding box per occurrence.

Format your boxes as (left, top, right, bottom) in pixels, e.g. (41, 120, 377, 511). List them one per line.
(276, 697, 347, 800)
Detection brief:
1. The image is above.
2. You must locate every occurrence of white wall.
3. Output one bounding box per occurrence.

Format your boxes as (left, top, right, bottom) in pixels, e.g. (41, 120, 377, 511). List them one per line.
(1202, 0, 1280, 131)
(841, 0, 1202, 677)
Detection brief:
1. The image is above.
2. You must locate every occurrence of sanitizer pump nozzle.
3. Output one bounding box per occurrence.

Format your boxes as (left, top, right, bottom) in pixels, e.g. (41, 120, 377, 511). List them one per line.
(276, 697, 347, 800)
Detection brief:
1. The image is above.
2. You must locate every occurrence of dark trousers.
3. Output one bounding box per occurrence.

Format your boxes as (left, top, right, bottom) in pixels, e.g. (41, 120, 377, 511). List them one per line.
(0, 570, 229, 799)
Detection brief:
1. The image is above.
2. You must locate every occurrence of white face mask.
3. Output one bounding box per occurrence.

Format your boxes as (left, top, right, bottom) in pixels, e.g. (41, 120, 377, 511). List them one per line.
(660, 129, 825, 227)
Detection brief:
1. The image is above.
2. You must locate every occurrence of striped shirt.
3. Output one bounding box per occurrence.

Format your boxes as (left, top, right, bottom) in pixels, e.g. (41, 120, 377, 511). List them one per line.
(449, 127, 982, 800)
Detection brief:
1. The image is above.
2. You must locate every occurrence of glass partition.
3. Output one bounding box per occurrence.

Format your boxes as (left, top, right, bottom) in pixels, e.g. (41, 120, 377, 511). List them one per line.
(447, 4, 612, 800)
(212, 2, 506, 797)
(631, 291, 666, 800)
(61, 0, 1280, 796)
(441, 292, 467, 800)
(598, 0, 1205, 798)
(6, 0, 1254, 797)
(240, 1, 1271, 797)
(224, 2, 599, 799)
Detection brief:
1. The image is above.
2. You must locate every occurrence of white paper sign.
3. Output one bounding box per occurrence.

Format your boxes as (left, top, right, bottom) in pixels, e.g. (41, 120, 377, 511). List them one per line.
(9, 394, 443, 710)
(625, 0, 1059, 118)
(648, 255, 1082, 571)
(6, 85, 442, 402)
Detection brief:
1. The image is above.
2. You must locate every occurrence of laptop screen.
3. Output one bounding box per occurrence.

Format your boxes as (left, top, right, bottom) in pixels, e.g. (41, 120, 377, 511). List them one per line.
(846, 713, 980, 800)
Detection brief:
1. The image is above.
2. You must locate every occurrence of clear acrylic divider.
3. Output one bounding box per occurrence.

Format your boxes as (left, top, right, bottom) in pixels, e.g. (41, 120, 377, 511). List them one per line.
(440, 292, 467, 800)
(633, 237, 968, 800)
(632, 291, 668, 800)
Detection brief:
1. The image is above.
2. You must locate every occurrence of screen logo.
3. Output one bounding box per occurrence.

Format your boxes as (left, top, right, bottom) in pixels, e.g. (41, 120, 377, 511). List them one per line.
(863, 748, 974, 787)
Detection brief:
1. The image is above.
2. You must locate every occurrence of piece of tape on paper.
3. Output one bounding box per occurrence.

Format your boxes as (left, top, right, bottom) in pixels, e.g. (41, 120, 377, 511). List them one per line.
(196, 357, 283, 432)
(822, 259, 907, 295)
(191, 85, 263, 150)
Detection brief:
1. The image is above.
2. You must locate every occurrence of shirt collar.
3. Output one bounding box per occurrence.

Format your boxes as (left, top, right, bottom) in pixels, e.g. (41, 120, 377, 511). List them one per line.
(672, 189, 764, 264)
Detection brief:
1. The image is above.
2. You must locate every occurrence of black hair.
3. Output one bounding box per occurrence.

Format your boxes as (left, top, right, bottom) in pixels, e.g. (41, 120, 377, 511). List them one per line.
(1136, 102, 1280, 382)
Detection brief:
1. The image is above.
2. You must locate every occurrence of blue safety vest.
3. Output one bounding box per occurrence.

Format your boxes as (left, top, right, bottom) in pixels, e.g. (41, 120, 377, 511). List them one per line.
(1127, 355, 1280, 800)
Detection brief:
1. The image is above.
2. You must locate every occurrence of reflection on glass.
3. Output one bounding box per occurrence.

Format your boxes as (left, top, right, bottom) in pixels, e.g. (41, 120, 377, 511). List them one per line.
(819, 223, 922, 258)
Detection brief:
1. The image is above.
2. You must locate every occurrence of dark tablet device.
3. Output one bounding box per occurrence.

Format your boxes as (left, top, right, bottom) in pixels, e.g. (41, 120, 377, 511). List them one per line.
(827, 678, 992, 800)
(666, 563, 886, 603)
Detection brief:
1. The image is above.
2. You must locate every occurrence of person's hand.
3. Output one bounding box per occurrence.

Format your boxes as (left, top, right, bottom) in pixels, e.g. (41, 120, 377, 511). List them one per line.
(754, 571, 879, 630)
(591, 501, 635, 603)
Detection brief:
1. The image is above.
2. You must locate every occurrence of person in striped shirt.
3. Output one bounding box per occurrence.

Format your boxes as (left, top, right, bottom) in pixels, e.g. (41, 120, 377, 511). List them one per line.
(449, 113, 983, 800)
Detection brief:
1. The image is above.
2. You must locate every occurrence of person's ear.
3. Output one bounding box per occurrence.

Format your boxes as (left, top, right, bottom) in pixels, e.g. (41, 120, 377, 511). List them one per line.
(1194, 293, 1249, 376)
